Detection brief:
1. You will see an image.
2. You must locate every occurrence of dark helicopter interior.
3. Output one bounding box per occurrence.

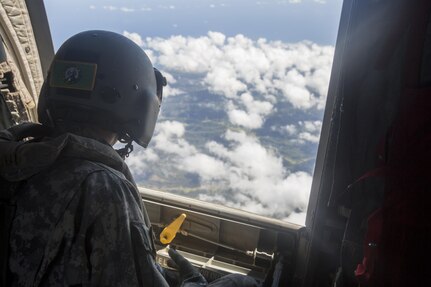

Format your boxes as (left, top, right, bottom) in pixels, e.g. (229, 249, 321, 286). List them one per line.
(1, 0, 430, 286)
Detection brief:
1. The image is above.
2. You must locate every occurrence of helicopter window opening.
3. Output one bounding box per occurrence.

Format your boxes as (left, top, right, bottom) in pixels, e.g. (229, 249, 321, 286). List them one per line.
(44, 0, 343, 226)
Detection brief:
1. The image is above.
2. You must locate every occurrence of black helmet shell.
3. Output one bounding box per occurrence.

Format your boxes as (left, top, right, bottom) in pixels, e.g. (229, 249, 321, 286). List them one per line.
(38, 30, 163, 147)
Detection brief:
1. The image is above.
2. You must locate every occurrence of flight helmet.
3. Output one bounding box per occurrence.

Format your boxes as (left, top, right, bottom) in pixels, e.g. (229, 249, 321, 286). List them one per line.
(38, 30, 166, 147)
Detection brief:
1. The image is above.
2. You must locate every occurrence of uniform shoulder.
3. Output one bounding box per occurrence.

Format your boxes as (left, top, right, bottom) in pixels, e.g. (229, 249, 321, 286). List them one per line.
(79, 161, 140, 205)
(52, 157, 127, 182)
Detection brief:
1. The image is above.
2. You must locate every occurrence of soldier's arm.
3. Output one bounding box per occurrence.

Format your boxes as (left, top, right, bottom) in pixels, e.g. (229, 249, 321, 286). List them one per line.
(82, 171, 169, 286)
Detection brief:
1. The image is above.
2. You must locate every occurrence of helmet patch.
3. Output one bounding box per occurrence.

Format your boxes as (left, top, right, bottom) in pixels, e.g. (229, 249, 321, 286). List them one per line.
(50, 60, 97, 91)
(64, 66, 80, 84)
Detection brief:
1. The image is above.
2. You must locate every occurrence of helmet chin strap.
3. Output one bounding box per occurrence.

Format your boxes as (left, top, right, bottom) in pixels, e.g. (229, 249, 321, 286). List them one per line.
(116, 141, 134, 159)
(117, 136, 133, 160)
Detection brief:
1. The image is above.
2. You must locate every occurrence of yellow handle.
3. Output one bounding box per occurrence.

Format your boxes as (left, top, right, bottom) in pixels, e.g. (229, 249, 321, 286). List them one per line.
(160, 213, 187, 244)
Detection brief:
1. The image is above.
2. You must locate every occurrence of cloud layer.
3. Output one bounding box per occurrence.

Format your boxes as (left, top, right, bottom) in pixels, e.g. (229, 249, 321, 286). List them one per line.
(125, 31, 333, 126)
(128, 122, 313, 222)
(123, 31, 334, 224)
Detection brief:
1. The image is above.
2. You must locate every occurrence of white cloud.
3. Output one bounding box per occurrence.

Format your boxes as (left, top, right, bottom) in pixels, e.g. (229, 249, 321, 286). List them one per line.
(205, 64, 247, 97)
(127, 122, 313, 223)
(163, 86, 184, 97)
(121, 32, 334, 224)
(285, 124, 297, 135)
(89, 5, 96, 9)
(123, 31, 144, 47)
(227, 93, 274, 129)
(160, 72, 184, 97)
(129, 126, 312, 222)
(159, 5, 176, 9)
(103, 5, 117, 11)
(280, 120, 323, 144)
(208, 31, 226, 45)
(203, 130, 312, 219)
(314, 0, 327, 3)
(276, 81, 314, 109)
(141, 7, 152, 12)
(120, 7, 135, 12)
(103, 6, 137, 13)
(179, 154, 228, 181)
(138, 32, 333, 116)
(210, 130, 285, 180)
(297, 120, 322, 143)
(301, 120, 322, 133)
(162, 71, 176, 84)
(298, 132, 320, 143)
(228, 107, 263, 129)
(126, 148, 159, 175)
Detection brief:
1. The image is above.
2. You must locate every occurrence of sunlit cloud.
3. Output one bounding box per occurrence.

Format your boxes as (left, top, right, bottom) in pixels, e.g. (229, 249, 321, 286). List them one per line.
(272, 0, 303, 3)
(275, 120, 323, 144)
(284, 124, 297, 135)
(297, 121, 322, 144)
(208, 3, 227, 9)
(120, 7, 135, 12)
(126, 31, 333, 114)
(159, 5, 176, 9)
(122, 31, 334, 224)
(102, 6, 137, 13)
(163, 86, 184, 97)
(103, 5, 117, 11)
(123, 31, 144, 47)
(227, 93, 274, 129)
(128, 124, 312, 219)
(161, 72, 185, 97)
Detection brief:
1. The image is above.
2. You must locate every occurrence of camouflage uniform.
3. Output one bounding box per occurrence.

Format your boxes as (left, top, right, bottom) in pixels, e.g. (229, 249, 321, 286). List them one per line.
(2, 132, 169, 286)
(2, 129, 260, 287)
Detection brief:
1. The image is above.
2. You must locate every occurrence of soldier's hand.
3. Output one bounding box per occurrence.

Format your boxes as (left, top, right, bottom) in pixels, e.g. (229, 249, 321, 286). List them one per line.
(168, 248, 207, 286)
(0, 129, 23, 169)
(0, 123, 53, 176)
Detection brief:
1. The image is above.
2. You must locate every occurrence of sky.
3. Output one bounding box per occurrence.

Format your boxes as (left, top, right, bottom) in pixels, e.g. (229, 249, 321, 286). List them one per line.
(44, 0, 343, 225)
(45, 0, 343, 48)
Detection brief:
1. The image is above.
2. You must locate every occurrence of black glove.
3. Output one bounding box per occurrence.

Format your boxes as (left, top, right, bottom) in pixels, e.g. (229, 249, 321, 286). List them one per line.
(5, 122, 44, 139)
(0, 123, 52, 171)
(168, 248, 207, 287)
(0, 125, 25, 169)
